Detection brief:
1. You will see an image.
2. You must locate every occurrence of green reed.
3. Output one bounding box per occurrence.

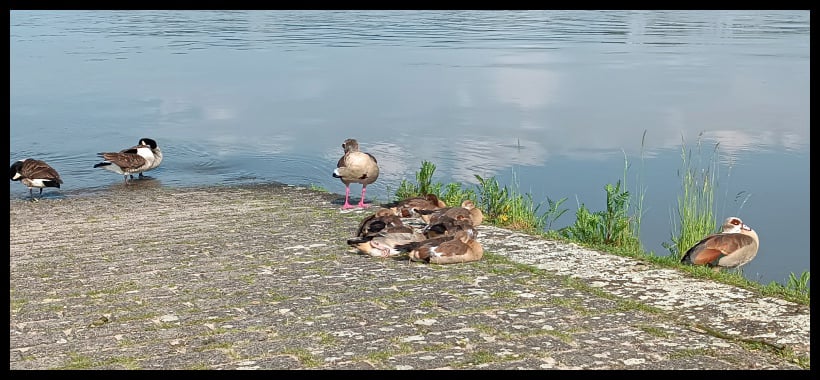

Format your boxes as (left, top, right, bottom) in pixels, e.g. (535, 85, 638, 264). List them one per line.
(394, 160, 442, 200)
(785, 272, 810, 296)
(662, 133, 719, 259)
(396, 161, 549, 232)
(394, 160, 476, 206)
(623, 130, 648, 247)
(560, 180, 640, 251)
(544, 196, 569, 232)
(472, 171, 547, 231)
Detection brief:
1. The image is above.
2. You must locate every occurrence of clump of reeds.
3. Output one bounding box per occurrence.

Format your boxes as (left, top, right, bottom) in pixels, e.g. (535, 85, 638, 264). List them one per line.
(662, 132, 719, 260)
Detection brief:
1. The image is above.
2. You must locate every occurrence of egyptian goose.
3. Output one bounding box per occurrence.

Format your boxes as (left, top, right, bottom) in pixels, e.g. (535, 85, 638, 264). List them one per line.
(417, 199, 484, 226)
(355, 208, 414, 237)
(332, 138, 380, 209)
(423, 216, 475, 239)
(94, 142, 156, 184)
(9, 158, 63, 199)
(408, 228, 483, 264)
(387, 194, 447, 217)
(347, 230, 426, 258)
(120, 138, 162, 179)
(680, 216, 760, 272)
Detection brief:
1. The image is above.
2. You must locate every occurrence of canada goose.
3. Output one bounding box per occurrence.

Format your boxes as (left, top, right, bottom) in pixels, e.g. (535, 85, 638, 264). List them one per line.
(9, 158, 63, 200)
(408, 228, 483, 264)
(93, 143, 156, 184)
(681, 217, 760, 272)
(120, 138, 162, 179)
(332, 138, 379, 209)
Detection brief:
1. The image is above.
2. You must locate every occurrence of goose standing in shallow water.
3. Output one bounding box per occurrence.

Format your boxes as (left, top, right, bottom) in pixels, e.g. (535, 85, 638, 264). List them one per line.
(120, 138, 162, 179)
(332, 138, 379, 209)
(9, 158, 63, 200)
(94, 142, 156, 184)
(680, 216, 760, 272)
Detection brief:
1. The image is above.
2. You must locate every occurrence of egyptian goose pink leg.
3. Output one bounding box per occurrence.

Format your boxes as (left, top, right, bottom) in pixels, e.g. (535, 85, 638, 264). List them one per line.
(358, 186, 370, 208)
(342, 186, 354, 209)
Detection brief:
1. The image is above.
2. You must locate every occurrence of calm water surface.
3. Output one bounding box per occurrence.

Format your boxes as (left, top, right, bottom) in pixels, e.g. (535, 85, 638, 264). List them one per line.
(10, 10, 810, 287)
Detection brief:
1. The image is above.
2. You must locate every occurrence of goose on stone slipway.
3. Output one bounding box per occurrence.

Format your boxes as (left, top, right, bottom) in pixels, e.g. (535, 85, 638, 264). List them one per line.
(355, 208, 414, 238)
(9, 158, 63, 200)
(332, 138, 380, 210)
(680, 216, 760, 272)
(386, 193, 446, 218)
(347, 230, 427, 258)
(423, 216, 475, 239)
(416, 199, 484, 226)
(408, 227, 484, 264)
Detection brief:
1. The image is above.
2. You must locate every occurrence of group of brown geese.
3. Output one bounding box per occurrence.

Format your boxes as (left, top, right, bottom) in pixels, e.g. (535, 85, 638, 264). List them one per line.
(346, 195, 486, 264)
(332, 138, 760, 269)
(11, 137, 759, 270)
(332, 138, 485, 264)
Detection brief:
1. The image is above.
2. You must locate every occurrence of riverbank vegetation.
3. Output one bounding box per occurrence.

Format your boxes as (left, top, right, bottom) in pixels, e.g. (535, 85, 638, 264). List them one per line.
(389, 133, 810, 305)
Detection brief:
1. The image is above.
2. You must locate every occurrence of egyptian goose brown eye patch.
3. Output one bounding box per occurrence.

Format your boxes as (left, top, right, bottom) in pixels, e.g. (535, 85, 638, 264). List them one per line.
(681, 216, 759, 272)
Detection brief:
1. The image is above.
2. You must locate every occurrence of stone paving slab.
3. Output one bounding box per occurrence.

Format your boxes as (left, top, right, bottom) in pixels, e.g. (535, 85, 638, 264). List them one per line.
(9, 183, 810, 370)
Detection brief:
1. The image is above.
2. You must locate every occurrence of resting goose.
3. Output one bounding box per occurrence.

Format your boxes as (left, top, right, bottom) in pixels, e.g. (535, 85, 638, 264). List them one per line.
(9, 158, 63, 200)
(416, 199, 484, 226)
(332, 138, 380, 209)
(347, 230, 426, 258)
(387, 194, 447, 218)
(355, 208, 414, 237)
(423, 216, 475, 239)
(680, 216, 760, 272)
(408, 228, 483, 264)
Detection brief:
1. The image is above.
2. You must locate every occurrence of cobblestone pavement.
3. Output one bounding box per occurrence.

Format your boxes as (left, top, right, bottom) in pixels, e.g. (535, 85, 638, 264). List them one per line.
(9, 184, 810, 370)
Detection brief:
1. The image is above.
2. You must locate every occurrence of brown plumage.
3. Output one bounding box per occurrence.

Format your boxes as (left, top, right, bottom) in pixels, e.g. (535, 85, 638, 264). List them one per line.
(332, 139, 380, 209)
(355, 208, 413, 237)
(386, 194, 446, 218)
(94, 143, 156, 184)
(417, 199, 483, 226)
(9, 158, 63, 199)
(120, 138, 162, 179)
(408, 228, 483, 264)
(680, 217, 760, 272)
(347, 230, 426, 258)
(423, 216, 475, 238)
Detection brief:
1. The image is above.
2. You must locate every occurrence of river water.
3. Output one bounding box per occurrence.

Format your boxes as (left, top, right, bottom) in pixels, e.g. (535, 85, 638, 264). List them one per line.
(10, 10, 810, 287)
